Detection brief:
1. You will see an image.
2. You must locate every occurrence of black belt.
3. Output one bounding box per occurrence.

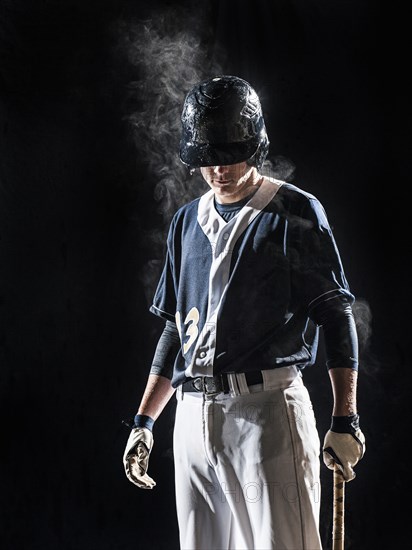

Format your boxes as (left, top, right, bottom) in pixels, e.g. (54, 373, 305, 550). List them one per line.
(181, 371, 263, 395)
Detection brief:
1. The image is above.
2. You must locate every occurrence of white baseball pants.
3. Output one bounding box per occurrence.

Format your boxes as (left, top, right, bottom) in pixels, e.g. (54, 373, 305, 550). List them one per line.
(173, 366, 323, 550)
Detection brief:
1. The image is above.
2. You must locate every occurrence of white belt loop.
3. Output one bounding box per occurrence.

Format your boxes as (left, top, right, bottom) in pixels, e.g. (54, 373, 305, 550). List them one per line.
(235, 372, 250, 395)
(261, 369, 272, 391)
(176, 384, 184, 400)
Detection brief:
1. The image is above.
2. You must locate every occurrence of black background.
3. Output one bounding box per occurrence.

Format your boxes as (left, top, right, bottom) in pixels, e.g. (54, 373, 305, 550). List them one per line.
(1, 1, 409, 549)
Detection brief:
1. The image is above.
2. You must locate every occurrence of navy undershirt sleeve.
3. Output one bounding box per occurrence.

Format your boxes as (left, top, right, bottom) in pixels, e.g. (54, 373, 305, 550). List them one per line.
(149, 320, 181, 380)
(310, 297, 359, 370)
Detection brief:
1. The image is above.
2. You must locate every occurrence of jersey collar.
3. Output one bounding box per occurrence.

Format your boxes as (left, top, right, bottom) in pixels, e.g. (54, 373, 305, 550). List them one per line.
(197, 177, 284, 250)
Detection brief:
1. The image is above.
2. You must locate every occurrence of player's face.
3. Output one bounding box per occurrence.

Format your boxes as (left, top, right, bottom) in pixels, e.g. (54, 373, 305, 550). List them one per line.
(200, 162, 261, 204)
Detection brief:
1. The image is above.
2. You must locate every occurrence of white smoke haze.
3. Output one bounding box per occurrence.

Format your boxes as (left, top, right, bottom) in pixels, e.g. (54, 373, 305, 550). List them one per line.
(261, 155, 296, 182)
(352, 298, 373, 351)
(117, 7, 225, 222)
(352, 298, 379, 377)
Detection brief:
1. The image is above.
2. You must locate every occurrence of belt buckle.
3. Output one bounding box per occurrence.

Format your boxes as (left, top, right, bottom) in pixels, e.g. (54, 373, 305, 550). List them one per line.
(202, 376, 221, 396)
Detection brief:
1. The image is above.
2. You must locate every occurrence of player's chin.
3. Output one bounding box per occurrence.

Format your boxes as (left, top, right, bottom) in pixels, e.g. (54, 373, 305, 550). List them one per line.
(210, 181, 237, 194)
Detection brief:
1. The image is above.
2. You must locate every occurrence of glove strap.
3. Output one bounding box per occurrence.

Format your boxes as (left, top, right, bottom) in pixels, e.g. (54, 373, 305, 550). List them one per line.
(330, 413, 360, 434)
(121, 414, 155, 432)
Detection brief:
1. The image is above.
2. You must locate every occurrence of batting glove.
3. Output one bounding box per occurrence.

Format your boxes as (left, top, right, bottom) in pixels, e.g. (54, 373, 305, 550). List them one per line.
(323, 413, 365, 482)
(123, 415, 156, 489)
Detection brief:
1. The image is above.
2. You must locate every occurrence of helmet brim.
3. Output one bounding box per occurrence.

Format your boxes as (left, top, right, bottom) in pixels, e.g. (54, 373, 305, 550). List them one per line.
(179, 139, 259, 168)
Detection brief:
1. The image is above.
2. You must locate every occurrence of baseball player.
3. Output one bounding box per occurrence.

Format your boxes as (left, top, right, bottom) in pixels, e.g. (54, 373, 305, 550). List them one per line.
(123, 75, 366, 549)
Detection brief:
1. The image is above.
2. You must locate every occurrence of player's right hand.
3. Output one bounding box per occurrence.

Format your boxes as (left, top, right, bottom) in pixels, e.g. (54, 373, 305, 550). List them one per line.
(123, 427, 156, 489)
(323, 414, 365, 482)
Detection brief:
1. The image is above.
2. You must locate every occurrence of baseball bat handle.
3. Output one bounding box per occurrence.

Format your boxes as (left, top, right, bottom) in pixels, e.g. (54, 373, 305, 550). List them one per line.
(332, 464, 345, 550)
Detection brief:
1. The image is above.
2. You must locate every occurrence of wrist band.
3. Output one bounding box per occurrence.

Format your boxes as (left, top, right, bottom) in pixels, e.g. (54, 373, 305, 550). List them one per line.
(330, 413, 360, 434)
(133, 414, 155, 432)
(121, 414, 155, 432)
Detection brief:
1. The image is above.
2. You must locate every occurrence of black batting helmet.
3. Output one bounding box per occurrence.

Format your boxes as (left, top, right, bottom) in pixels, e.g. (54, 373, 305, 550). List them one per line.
(179, 75, 269, 171)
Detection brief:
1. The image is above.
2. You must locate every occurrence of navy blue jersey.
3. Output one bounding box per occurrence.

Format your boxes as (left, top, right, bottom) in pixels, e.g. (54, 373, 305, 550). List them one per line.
(149, 178, 354, 388)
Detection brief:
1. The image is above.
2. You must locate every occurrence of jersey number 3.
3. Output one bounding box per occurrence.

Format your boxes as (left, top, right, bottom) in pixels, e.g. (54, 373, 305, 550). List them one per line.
(175, 307, 199, 354)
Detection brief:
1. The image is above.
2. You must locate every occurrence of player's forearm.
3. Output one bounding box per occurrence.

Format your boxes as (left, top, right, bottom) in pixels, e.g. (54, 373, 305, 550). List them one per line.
(149, 320, 181, 379)
(329, 367, 357, 416)
(311, 297, 359, 416)
(137, 374, 176, 420)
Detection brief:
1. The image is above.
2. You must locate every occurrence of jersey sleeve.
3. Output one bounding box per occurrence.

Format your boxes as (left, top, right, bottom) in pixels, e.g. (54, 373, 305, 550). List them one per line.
(290, 196, 355, 319)
(149, 216, 178, 323)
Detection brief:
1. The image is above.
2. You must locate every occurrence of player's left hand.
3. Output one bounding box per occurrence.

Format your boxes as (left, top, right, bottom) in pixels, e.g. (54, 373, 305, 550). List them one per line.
(323, 413, 365, 482)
